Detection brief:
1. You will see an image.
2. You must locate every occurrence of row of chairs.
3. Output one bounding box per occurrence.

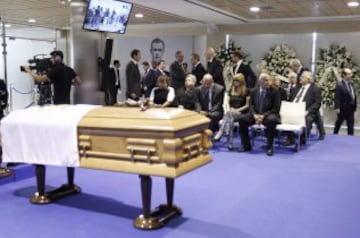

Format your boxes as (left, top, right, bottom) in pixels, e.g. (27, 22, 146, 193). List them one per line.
(219, 101, 307, 152)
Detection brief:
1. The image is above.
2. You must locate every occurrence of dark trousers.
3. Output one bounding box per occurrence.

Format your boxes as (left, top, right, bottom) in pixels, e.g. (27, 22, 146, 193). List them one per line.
(105, 86, 119, 105)
(314, 110, 326, 136)
(238, 113, 279, 149)
(208, 111, 223, 133)
(334, 108, 355, 135)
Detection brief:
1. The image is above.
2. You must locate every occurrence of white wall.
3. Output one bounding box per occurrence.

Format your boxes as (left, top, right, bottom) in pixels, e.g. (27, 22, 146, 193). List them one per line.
(0, 38, 55, 110)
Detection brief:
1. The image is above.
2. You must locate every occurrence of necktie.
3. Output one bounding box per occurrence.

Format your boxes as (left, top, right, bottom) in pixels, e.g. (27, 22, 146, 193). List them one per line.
(259, 89, 266, 113)
(115, 69, 119, 86)
(203, 87, 212, 111)
(294, 86, 305, 103)
(347, 82, 355, 104)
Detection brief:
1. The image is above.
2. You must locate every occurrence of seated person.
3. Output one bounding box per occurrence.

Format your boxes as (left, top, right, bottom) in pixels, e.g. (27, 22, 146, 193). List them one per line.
(214, 73, 250, 150)
(285, 71, 322, 145)
(198, 73, 225, 133)
(238, 73, 280, 156)
(174, 74, 201, 111)
(270, 74, 287, 101)
(149, 75, 175, 107)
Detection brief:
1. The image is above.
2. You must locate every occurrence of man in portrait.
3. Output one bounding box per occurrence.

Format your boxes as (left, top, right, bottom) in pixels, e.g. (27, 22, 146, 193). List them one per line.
(150, 38, 165, 63)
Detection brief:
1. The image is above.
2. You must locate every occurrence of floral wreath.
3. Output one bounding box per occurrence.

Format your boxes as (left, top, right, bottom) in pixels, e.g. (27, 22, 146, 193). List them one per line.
(315, 43, 360, 107)
(260, 44, 297, 83)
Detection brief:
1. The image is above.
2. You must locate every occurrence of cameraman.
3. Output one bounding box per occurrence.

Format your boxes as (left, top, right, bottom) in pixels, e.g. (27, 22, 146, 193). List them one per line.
(23, 50, 81, 104)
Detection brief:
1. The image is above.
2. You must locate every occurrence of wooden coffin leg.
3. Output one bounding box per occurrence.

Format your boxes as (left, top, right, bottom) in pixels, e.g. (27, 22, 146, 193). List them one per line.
(31, 166, 81, 204)
(31, 165, 51, 204)
(154, 178, 182, 224)
(134, 175, 162, 230)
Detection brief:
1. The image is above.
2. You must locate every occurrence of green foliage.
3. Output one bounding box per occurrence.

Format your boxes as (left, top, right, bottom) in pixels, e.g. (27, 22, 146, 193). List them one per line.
(315, 43, 360, 107)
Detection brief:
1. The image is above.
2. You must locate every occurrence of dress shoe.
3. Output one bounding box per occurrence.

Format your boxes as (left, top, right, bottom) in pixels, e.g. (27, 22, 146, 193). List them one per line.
(318, 134, 325, 140)
(213, 130, 224, 141)
(227, 143, 234, 151)
(238, 146, 252, 152)
(282, 139, 295, 146)
(266, 148, 274, 156)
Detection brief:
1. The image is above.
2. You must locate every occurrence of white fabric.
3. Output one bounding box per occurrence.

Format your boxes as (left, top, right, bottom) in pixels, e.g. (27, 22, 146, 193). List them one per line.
(1, 104, 99, 167)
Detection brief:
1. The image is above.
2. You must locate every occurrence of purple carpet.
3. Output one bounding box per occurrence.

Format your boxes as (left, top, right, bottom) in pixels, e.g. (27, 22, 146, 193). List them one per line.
(1, 135, 360, 238)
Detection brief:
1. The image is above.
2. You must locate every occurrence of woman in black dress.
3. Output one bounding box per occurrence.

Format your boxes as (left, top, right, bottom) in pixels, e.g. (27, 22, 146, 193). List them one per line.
(214, 73, 250, 150)
(175, 74, 201, 111)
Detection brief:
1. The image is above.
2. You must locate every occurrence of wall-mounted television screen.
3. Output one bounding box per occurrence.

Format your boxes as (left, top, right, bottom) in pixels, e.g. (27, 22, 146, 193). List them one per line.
(83, 0, 133, 34)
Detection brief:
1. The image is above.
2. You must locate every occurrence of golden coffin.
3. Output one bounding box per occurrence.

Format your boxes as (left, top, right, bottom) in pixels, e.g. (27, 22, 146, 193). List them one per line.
(77, 107, 213, 178)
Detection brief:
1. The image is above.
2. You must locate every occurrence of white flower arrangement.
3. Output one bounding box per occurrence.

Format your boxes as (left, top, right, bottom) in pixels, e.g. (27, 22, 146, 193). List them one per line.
(315, 43, 360, 107)
(216, 40, 251, 66)
(262, 44, 297, 80)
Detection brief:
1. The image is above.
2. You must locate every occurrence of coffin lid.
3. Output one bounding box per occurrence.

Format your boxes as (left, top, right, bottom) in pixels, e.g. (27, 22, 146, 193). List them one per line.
(78, 107, 210, 131)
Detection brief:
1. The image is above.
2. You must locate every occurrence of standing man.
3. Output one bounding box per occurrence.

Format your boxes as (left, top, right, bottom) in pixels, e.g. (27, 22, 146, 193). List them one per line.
(104, 59, 121, 105)
(334, 68, 357, 135)
(191, 53, 206, 86)
(206, 47, 224, 86)
(169, 50, 186, 92)
(142, 61, 157, 98)
(126, 49, 142, 100)
(150, 38, 165, 63)
(231, 51, 256, 88)
(0, 78, 11, 178)
(24, 50, 81, 104)
(238, 73, 280, 156)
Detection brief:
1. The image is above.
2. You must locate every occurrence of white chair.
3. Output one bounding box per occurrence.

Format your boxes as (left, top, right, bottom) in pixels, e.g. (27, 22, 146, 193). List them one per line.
(276, 101, 306, 152)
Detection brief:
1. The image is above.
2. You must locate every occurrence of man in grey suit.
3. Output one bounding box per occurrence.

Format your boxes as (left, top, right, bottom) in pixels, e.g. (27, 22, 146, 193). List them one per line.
(289, 71, 322, 142)
(126, 49, 142, 100)
(198, 73, 225, 133)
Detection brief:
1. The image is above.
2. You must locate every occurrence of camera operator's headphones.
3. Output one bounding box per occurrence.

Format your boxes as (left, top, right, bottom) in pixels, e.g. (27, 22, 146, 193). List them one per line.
(50, 50, 64, 63)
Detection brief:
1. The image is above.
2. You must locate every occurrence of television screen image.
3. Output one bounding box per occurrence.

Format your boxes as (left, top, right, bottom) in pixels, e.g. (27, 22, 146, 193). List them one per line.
(83, 0, 133, 34)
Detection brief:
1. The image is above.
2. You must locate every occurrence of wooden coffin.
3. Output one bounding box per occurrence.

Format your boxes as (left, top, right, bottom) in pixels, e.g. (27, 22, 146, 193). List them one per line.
(77, 107, 212, 178)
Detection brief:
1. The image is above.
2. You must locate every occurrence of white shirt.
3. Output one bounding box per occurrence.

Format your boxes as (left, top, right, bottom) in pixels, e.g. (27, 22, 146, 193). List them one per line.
(293, 83, 311, 102)
(149, 86, 175, 103)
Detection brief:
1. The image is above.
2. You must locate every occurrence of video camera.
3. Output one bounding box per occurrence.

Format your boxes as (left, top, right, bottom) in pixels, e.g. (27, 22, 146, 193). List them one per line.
(20, 54, 53, 74)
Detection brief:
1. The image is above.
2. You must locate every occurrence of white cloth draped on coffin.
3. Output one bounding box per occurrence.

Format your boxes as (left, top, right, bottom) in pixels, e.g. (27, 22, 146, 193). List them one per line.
(1, 104, 99, 167)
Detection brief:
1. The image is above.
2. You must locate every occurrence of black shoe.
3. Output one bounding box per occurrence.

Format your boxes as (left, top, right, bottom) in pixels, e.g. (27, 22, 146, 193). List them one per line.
(238, 146, 251, 152)
(266, 148, 274, 156)
(318, 134, 325, 140)
(227, 144, 234, 151)
(282, 139, 295, 146)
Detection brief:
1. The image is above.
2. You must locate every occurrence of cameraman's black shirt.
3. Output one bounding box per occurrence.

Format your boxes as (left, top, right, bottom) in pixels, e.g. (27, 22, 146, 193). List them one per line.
(47, 63, 77, 104)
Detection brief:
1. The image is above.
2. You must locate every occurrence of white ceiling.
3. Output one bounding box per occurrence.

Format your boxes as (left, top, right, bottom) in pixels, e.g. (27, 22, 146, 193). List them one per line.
(0, 0, 359, 29)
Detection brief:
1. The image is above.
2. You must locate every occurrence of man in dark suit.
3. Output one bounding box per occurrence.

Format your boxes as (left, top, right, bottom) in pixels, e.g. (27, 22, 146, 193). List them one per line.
(0, 78, 12, 178)
(104, 60, 120, 105)
(198, 73, 225, 133)
(154, 60, 168, 79)
(334, 68, 357, 135)
(191, 53, 206, 86)
(126, 49, 142, 100)
(206, 47, 224, 86)
(231, 51, 256, 88)
(238, 73, 280, 156)
(142, 61, 157, 98)
(169, 50, 186, 92)
(290, 71, 322, 140)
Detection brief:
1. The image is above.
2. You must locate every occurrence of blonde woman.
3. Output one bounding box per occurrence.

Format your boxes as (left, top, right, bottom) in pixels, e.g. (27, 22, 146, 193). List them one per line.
(214, 73, 250, 150)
